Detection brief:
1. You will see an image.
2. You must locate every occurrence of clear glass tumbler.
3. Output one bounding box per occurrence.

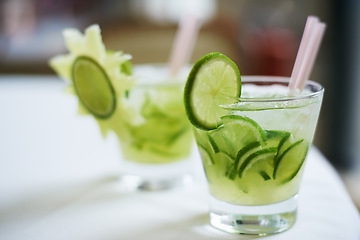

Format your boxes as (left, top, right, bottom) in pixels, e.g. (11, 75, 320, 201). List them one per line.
(115, 64, 195, 190)
(193, 76, 324, 235)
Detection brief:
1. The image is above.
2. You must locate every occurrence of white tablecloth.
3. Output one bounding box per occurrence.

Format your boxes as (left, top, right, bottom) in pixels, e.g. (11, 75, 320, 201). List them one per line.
(0, 75, 359, 240)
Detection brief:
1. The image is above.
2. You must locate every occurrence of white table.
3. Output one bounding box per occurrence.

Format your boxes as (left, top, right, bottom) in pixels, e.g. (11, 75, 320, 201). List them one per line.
(0, 75, 359, 240)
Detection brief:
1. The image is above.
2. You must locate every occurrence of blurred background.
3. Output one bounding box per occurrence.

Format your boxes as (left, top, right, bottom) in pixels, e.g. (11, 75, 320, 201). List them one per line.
(0, 0, 359, 209)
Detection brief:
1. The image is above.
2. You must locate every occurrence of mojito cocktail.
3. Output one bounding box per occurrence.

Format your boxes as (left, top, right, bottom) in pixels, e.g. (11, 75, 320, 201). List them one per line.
(184, 53, 324, 235)
(195, 77, 322, 206)
(117, 65, 193, 165)
(111, 64, 195, 190)
(49, 25, 194, 190)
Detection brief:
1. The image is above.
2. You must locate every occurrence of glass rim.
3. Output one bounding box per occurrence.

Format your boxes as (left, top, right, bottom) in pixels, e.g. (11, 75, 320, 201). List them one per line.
(133, 63, 189, 87)
(236, 76, 324, 103)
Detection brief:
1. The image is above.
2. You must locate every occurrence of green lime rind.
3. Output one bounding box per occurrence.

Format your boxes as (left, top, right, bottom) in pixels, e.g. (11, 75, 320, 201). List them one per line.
(273, 139, 308, 184)
(167, 127, 190, 145)
(209, 125, 235, 157)
(216, 151, 235, 164)
(210, 115, 267, 160)
(198, 143, 215, 165)
(265, 130, 291, 145)
(72, 56, 116, 118)
(184, 52, 241, 130)
(215, 151, 236, 176)
(265, 130, 291, 162)
(207, 132, 219, 153)
(221, 115, 267, 143)
(227, 141, 261, 180)
(259, 170, 271, 181)
(238, 147, 277, 178)
(193, 110, 309, 185)
(231, 130, 292, 180)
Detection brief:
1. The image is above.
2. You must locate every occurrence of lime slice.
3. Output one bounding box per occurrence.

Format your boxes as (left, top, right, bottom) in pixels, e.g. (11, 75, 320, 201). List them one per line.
(265, 130, 291, 148)
(184, 52, 241, 130)
(232, 131, 291, 180)
(259, 170, 271, 181)
(198, 143, 215, 165)
(214, 151, 235, 175)
(72, 56, 116, 118)
(265, 130, 291, 160)
(227, 141, 261, 180)
(207, 132, 219, 154)
(238, 147, 277, 178)
(273, 139, 308, 184)
(211, 115, 267, 159)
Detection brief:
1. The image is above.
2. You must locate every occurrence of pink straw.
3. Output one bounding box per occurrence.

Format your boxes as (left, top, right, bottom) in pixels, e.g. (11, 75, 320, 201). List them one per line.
(295, 22, 326, 90)
(289, 16, 319, 90)
(168, 14, 201, 77)
(289, 16, 326, 93)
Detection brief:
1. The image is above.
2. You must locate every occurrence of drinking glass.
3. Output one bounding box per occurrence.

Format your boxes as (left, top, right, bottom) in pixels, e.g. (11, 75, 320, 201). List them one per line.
(115, 64, 195, 190)
(193, 76, 324, 234)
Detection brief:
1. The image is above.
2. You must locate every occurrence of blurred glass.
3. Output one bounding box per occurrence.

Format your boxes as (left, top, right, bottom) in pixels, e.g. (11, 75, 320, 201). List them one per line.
(129, 0, 216, 24)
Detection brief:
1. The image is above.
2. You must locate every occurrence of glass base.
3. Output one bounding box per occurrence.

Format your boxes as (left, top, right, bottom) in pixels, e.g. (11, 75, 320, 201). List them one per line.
(117, 155, 194, 191)
(118, 173, 193, 191)
(209, 195, 298, 235)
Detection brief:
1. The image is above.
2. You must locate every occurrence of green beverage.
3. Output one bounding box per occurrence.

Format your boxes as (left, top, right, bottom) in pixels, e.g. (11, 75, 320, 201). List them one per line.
(117, 65, 193, 164)
(113, 64, 195, 190)
(194, 77, 322, 206)
(183, 52, 324, 234)
(49, 25, 195, 190)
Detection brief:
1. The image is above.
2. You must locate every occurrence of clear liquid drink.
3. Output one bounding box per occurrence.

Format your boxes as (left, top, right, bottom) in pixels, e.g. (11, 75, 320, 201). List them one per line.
(115, 64, 195, 190)
(193, 76, 324, 234)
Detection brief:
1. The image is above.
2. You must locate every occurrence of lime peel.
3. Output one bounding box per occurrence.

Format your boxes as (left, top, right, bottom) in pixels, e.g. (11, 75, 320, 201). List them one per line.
(72, 56, 116, 118)
(49, 24, 135, 136)
(184, 52, 241, 130)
